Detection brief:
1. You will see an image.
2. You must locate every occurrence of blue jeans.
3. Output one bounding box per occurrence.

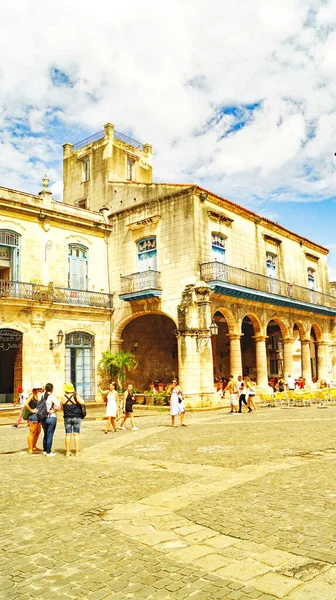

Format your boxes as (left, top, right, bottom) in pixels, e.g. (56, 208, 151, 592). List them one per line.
(41, 417, 57, 454)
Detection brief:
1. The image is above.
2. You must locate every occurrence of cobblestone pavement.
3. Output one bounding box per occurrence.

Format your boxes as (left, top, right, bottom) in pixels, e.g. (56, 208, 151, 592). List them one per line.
(1, 406, 336, 599)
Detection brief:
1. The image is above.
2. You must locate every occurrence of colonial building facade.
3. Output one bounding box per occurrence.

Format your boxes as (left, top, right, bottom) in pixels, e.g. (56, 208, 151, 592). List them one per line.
(1, 122, 335, 405)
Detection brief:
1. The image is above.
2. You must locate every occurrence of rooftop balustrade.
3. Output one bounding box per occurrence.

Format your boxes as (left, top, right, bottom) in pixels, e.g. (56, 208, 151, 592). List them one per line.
(73, 129, 143, 151)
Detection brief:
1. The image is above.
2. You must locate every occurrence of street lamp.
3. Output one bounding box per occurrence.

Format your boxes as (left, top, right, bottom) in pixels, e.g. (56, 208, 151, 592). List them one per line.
(196, 320, 219, 352)
(49, 330, 64, 351)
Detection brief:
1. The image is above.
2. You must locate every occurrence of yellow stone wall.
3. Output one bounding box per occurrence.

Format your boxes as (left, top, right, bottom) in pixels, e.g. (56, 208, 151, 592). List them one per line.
(0, 186, 112, 400)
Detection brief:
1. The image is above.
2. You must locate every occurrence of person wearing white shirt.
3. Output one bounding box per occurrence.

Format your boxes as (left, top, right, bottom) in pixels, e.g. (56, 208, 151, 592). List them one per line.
(40, 383, 60, 457)
(286, 375, 296, 391)
(12, 386, 29, 428)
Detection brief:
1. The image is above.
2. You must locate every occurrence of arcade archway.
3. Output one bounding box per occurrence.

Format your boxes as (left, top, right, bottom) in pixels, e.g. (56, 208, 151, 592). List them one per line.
(121, 314, 177, 391)
(0, 329, 22, 402)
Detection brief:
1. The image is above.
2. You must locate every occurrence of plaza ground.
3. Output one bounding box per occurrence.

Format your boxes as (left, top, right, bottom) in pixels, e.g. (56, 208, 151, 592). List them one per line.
(1, 405, 336, 600)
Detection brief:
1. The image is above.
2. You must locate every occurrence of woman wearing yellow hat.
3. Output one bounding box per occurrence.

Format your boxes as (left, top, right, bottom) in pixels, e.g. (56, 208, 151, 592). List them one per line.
(60, 383, 85, 457)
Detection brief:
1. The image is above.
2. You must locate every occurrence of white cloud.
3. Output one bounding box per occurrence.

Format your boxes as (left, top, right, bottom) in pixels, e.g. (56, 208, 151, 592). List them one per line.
(0, 0, 335, 214)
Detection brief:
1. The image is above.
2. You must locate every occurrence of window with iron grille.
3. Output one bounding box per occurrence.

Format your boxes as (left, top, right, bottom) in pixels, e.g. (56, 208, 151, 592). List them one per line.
(65, 332, 94, 401)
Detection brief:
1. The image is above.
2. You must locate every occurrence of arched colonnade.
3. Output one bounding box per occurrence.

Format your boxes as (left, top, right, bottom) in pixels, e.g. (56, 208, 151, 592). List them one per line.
(212, 307, 328, 387)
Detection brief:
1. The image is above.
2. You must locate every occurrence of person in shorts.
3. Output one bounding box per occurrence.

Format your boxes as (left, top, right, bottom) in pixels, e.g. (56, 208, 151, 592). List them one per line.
(222, 375, 238, 413)
(60, 383, 85, 457)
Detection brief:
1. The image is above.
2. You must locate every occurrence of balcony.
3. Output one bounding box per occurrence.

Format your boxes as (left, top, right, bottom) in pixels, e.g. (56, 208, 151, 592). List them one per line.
(200, 262, 336, 316)
(0, 280, 113, 309)
(119, 270, 162, 301)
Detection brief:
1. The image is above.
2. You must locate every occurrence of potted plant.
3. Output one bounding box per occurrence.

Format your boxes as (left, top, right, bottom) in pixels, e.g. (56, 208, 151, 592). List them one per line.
(98, 350, 138, 389)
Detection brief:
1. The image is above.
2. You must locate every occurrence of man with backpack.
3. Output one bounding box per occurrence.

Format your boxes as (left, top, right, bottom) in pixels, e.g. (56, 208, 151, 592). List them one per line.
(222, 375, 239, 413)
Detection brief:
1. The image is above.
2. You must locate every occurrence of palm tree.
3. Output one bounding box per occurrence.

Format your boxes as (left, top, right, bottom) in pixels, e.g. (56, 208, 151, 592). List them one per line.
(98, 350, 138, 389)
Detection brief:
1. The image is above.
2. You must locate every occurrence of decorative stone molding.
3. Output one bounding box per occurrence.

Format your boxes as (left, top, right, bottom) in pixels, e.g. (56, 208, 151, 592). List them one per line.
(263, 234, 282, 245)
(128, 215, 160, 230)
(30, 314, 46, 331)
(305, 252, 319, 262)
(207, 210, 233, 227)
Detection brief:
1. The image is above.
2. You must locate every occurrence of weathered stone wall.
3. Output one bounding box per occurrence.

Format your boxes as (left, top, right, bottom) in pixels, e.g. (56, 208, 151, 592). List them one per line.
(63, 124, 152, 210)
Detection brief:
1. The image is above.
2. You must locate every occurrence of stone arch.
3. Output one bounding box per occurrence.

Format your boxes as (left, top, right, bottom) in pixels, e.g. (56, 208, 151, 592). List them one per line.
(241, 312, 262, 336)
(113, 309, 177, 342)
(267, 316, 290, 340)
(0, 328, 23, 401)
(311, 322, 323, 342)
(212, 307, 237, 334)
(118, 312, 178, 391)
(292, 320, 307, 341)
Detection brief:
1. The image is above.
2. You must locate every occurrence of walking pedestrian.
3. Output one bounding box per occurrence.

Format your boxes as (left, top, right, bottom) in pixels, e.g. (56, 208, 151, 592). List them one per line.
(169, 378, 186, 427)
(242, 376, 255, 413)
(237, 375, 247, 413)
(222, 375, 238, 413)
(247, 377, 257, 411)
(60, 383, 85, 457)
(25, 382, 43, 454)
(100, 382, 118, 433)
(12, 386, 28, 428)
(120, 384, 138, 431)
(40, 383, 60, 457)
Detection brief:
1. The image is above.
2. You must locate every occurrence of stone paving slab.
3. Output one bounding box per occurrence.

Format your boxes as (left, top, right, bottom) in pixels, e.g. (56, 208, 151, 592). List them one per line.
(1, 407, 336, 598)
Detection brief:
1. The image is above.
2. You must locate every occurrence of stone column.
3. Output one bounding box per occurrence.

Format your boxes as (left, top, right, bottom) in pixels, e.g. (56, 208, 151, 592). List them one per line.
(227, 333, 242, 379)
(176, 282, 215, 406)
(283, 338, 294, 378)
(301, 340, 311, 385)
(110, 337, 123, 353)
(316, 341, 328, 381)
(254, 335, 268, 389)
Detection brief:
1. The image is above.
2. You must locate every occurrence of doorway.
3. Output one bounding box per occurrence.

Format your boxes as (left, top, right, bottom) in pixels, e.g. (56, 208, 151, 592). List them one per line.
(0, 329, 23, 402)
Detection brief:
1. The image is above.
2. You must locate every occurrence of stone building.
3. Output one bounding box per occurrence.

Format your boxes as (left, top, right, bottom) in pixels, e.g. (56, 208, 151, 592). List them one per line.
(61, 123, 336, 405)
(0, 179, 112, 402)
(1, 121, 336, 405)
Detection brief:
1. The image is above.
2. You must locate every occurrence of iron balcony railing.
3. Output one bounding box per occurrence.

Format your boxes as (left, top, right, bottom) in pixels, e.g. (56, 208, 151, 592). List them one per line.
(0, 280, 113, 308)
(73, 129, 143, 151)
(114, 130, 144, 150)
(73, 130, 104, 150)
(200, 262, 336, 309)
(120, 270, 161, 295)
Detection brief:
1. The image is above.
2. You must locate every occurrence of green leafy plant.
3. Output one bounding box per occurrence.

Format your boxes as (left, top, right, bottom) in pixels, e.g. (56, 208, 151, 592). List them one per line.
(98, 350, 138, 388)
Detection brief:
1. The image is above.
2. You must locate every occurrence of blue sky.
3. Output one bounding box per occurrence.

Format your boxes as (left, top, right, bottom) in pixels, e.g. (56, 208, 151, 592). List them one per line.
(1, 0, 336, 276)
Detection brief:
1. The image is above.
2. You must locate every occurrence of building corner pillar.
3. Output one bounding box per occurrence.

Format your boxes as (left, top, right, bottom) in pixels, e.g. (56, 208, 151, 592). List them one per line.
(254, 335, 268, 389)
(316, 341, 328, 381)
(301, 340, 311, 385)
(227, 333, 242, 379)
(283, 337, 294, 379)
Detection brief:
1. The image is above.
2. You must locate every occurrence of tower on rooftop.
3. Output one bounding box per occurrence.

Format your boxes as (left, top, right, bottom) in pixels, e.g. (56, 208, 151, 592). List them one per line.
(63, 122, 152, 211)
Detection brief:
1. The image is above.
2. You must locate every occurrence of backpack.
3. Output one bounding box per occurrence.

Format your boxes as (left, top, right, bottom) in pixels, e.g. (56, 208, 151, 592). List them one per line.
(36, 392, 49, 421)
(65, 393, 86, 419)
